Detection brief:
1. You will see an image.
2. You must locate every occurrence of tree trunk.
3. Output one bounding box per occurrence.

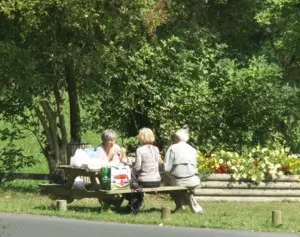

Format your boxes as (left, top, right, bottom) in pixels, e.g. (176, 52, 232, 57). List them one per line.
(65, 59, 81, 143)
(34, 95, 68, 174)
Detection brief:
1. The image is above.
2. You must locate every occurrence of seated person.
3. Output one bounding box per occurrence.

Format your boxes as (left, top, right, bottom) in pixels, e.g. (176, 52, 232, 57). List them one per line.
(164, 129, 204, 214)
(97, 129, 126, 166)
(125, 128, 162, 213)
(133, 127, 161, 188)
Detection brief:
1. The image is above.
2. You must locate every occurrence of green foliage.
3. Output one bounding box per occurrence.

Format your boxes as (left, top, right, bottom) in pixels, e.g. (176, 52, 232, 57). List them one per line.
(1, 0, 300, 172)
(122, 137, 139, 154)
(206, 56, 300, 151)
(0, 128, 36, 182)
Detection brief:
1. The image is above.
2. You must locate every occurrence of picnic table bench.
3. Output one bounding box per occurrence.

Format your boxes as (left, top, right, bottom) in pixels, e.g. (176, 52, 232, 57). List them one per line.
(40, 165, 191, 210)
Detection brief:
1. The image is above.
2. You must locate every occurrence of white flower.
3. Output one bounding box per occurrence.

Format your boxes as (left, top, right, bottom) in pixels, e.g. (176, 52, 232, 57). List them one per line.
(274, 164, 281, 169)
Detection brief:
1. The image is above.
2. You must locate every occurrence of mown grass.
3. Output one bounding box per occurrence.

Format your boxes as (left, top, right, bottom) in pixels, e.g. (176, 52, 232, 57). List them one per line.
(1, 121, 300, 233)
(0, 181, 300, 234)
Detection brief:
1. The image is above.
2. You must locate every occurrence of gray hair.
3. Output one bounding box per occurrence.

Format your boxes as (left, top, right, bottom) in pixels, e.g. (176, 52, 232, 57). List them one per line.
(101, 129, 117, 144)
(175, 129, 189, 142)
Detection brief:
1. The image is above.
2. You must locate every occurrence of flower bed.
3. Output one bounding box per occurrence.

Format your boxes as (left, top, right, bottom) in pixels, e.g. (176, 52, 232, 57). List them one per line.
(197, 146, 300, 183)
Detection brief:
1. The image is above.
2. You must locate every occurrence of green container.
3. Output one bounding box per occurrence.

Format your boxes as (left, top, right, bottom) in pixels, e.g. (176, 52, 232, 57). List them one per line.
(101, 167, 111, 190)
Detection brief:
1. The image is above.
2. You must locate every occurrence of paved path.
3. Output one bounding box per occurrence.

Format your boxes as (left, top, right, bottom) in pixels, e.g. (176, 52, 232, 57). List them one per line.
(0, 213, 298, 237)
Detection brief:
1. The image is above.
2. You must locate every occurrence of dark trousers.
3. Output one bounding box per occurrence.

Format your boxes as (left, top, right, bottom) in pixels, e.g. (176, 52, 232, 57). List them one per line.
(139, 181, 160, 188)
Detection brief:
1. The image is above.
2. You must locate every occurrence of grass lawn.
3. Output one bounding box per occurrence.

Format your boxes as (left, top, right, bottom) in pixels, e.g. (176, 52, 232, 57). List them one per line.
(1, 121, 300, 233)
(0, 181, 300, 234)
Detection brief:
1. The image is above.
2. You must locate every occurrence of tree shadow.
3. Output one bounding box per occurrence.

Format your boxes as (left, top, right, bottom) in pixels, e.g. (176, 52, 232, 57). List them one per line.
(34, 203, 103, 213)
(67, 205, 102, 213)
(139, 207, 163, 214)
(34, 204, 57, 211)
(0, 182, 40, 194)
(33, 201, 164, 215)
(112, 205, 162, 215)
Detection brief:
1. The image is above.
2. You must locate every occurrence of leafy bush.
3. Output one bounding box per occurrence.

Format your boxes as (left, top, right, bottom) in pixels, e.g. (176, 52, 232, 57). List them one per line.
(0, 143, 36, 182)
(122, 136, 139, 155)
(0, 128, 36, 183)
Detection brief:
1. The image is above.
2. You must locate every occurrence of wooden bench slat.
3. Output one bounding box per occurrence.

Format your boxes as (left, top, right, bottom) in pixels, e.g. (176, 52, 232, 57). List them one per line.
(40, 184, 188, 196)
(58, 165, 101, 172)
(40, 184, 65, 188)
(102, 186, 188, 195)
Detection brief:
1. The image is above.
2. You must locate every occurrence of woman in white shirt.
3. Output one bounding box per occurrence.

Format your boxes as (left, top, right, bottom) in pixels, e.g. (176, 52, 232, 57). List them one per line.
(97, 129, 126, 166)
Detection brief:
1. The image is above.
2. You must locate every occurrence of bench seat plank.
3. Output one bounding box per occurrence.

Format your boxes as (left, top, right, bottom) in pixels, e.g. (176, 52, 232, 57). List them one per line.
(102, 186, 188, 195)
(40, 184, 188, 198)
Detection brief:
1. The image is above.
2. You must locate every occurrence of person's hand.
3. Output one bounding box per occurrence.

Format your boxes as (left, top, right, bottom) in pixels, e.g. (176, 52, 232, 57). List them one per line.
(120, 147, 128, 164)
(159, 157, 164, 164)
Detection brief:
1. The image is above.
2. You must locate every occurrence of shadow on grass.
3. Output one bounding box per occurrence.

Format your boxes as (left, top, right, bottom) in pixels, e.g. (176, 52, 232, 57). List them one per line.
(68, 205, 102, 213)
(111, 206, 162, 215)
(0, 182, 40, 194)
(34, 204, 57, 211)
(35, 203, 104, 214)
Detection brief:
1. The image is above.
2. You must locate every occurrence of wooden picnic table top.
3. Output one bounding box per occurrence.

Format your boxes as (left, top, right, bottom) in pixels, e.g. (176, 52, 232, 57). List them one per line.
(58, 165, 101, 172)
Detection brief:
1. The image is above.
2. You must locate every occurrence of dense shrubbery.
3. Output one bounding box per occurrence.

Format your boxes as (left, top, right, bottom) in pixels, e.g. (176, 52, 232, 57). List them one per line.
(198, 146, 300, 183)
(1, 1, 300, 173)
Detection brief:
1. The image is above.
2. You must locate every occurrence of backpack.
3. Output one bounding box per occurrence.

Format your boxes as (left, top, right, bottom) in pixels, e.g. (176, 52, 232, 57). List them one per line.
(51, 169, 66, 184)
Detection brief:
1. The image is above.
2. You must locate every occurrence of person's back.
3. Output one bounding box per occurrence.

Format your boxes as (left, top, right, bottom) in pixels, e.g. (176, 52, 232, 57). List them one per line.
(164, 129, 204, 214)
(126, 128, 161, 213)
(134, 144, 161, 183)
(166, 141, 197, 179)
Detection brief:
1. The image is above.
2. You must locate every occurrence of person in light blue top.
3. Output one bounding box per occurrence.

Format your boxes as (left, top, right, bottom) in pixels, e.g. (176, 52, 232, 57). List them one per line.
(164, 128, 204, 214)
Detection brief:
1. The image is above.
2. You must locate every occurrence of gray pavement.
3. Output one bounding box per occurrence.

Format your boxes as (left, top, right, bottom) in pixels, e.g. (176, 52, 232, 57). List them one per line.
(0, 213, 298, 237)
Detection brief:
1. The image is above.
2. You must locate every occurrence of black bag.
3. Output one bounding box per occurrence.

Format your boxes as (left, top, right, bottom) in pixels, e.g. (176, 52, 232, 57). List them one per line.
(51, 169, 66, 184)
(130, 168, 140, 189)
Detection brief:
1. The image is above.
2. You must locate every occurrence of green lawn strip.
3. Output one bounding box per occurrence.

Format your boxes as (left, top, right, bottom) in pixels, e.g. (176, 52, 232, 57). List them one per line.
(0, 185, 299, 234)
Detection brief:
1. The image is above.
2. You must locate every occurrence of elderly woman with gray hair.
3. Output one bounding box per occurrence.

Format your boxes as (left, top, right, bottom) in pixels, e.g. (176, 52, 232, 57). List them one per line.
(164, 129, 204, 214)
(96, 129, 126, 165)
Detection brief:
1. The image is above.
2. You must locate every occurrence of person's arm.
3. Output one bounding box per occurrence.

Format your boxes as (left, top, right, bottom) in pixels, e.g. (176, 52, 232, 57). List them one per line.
(164, 146, 173, 173)
(111, 144, 121, 163)
(119, 147, 128, 164)
(133, 148, 142, 172)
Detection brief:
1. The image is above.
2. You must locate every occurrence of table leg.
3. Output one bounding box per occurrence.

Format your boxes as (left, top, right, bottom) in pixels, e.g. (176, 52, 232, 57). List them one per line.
(90, 176, 99, 190)
(65, 174, 77, 189)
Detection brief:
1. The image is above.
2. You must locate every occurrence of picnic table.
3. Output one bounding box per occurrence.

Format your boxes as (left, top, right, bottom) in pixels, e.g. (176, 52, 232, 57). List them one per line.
(40, 165, 190, 210)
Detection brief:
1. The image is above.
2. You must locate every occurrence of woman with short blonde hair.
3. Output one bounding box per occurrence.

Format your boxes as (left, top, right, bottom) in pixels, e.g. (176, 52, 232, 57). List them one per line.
(137, 128, 155, 145)
(129, 128, 161, 213)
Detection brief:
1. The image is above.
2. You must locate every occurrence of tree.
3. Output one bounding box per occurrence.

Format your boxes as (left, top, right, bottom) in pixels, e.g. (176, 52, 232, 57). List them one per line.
(0, 0, 173, 172)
